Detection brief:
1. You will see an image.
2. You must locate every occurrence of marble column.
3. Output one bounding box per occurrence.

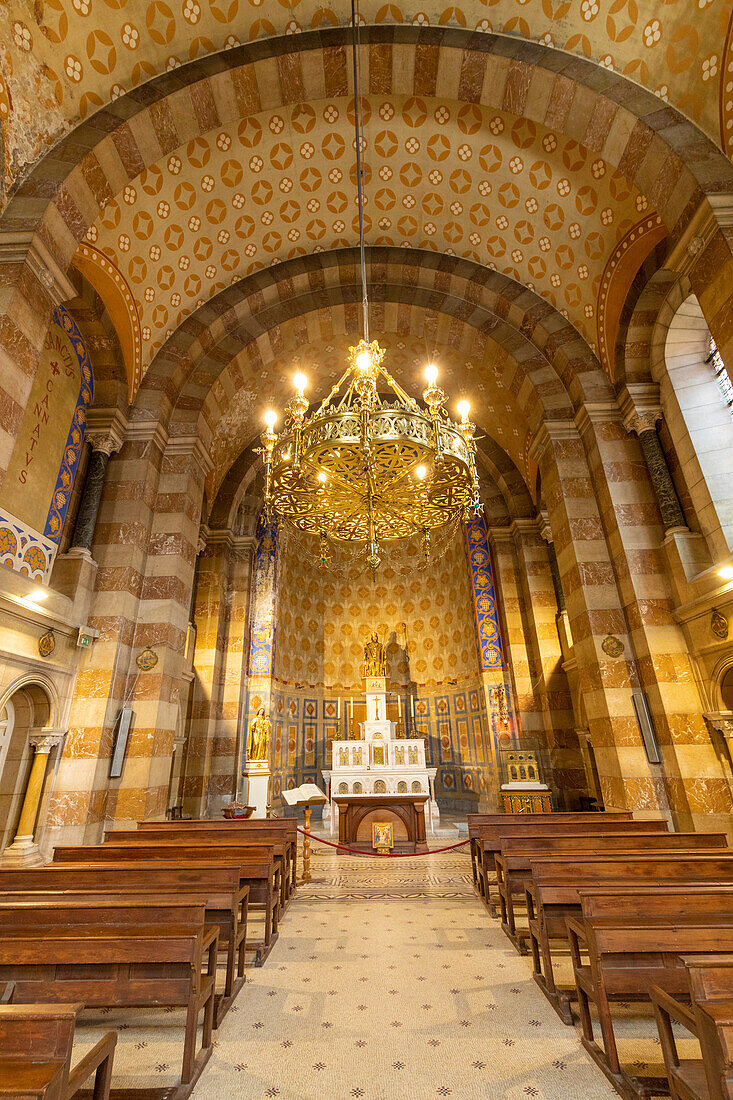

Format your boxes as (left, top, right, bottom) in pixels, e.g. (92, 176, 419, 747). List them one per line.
(543, 534, 566, 613)
(2, 732, 64, 866)
(71, 438, 115, 552)
(626, 412, 687, 531)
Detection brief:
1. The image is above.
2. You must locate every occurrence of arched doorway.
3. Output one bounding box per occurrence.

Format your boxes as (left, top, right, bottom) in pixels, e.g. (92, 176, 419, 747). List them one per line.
(0, 682, 54, 858)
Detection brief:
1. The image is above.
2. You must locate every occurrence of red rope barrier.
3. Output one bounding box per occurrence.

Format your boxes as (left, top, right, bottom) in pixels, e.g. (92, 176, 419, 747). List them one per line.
(297, 827, 470, 857)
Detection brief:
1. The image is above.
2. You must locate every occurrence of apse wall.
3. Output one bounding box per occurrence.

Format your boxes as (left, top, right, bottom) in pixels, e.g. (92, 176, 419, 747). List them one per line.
(274, 530, 478, 690)
(268, 530, 504, 810)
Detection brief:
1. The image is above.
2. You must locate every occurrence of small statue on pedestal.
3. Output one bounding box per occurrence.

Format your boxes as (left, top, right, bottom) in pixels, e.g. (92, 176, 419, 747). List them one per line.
(363, 631, 386, 677)
(247, 706, 271, 761)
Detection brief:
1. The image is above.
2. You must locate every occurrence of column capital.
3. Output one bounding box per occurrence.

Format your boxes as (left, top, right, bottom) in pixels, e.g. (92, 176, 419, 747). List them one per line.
(617, 383, 663, 436)
(28, 730, 65, 753)
(197, 523, 211, 554)
(166, 435, 214, 478)
(486, 523, 513, 546)
(0, 231, 76, 307)
(509, 516, 543, 542)
(538, 512, 553, 544)
(574, 401, 624, 438)
(703, 711, 733, 739)
(86, 407, 127, 456)
(527, 420, 579, 463)
(204, 527, 235, 552)
(126, 419, 169, 454)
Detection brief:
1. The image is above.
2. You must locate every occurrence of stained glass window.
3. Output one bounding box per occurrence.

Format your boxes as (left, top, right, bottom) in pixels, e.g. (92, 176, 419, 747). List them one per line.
(706, 337, 733, 415)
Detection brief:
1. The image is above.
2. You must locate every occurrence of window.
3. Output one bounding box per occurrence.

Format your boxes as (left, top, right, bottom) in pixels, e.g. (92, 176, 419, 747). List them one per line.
(706, 337, 733, 416)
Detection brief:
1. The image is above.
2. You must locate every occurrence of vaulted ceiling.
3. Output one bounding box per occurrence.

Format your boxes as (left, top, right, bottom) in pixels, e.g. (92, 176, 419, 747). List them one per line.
(3, 14, 732, 506)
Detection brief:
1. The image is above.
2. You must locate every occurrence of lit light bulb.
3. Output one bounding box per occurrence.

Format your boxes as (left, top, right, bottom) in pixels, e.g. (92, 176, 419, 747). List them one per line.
(356, 349, 372, 372)
(317, 471, 327, 484)
(293, 371, 307, 394)
(264, 409, 277, 429)
(720, 565, 733, 581)
(415, 465, 427, 480)
(424, 363, 438, 386)
(457, 399, 470, 421)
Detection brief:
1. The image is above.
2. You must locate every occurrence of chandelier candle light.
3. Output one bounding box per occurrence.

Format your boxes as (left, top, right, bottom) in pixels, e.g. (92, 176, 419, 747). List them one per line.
(259, 348, 481, 574)
(256, 0, 482, 575)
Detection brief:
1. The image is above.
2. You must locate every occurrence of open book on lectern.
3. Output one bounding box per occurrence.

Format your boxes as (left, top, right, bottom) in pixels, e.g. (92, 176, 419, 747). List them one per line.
(281, 783, 327, 807)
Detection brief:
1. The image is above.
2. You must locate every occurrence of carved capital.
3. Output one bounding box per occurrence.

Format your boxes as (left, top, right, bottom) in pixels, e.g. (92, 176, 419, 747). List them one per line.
(29, 731, 65, 753)
(626, 410, 662, 436)
(85, 408, 127, 455)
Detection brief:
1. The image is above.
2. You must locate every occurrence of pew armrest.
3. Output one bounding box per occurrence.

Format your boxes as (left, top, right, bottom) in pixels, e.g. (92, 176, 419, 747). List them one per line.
(525, 883, 537, 922)
(650, 986, 697, 1035)
(66, 1031, 117, 1098)
(565, 916, 587, 973)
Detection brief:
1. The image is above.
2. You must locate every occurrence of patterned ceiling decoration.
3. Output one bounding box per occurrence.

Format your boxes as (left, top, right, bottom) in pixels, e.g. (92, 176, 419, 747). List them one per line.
(1, 1, 731, 212)
(139, 249, 600, 428)
(203, 326, 535, 499)
(83, 90, 652, 375)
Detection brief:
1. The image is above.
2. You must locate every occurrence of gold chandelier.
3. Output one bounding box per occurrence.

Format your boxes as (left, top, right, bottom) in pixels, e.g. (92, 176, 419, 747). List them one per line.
(256, 0, 481, 574)
(258, 339, 481, 573)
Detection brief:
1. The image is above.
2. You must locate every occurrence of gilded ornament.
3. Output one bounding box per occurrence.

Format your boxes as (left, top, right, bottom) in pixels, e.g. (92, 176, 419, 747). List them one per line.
(362, 631, 386, 677)
(601, 634, 625, 658)
(136, 646, 158, 671)
(247, 706, 271, 762)
(711, 607, 729, 640)
(38, 629, 55, 657)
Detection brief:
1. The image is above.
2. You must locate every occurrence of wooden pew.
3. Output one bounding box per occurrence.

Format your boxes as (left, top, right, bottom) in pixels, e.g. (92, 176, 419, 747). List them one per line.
(107, 826, 291, 912)
(526, 858, 733, 1023)
(52, 844, 280, 965)
(0, 871, 248, 1028)
(0, 1003, 116, 1100)
(135, 818, 298, 895)
(473, 818, 668, 912)
(652, 955, 733, 1100)
(467, 811, 634, 891)
(566, 890, 733, 1100)
(0, 900, 218, 1092)
(496, 830, 723, 948)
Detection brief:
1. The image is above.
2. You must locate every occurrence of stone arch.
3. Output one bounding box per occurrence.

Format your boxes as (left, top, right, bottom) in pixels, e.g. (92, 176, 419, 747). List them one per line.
(3, 28, 732, 490)
(655, 290, 733, 557)
(138, 249, 596, 440)
(0, 679, 54, 852)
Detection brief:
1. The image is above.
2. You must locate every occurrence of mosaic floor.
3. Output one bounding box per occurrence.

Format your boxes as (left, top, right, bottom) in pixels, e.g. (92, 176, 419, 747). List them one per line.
(73, 838, 695, 1098)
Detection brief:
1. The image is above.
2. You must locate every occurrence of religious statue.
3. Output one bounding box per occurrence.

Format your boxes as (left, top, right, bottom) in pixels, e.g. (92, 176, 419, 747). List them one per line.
(247, 706, 271, 762)
(363, 631, 386, 677)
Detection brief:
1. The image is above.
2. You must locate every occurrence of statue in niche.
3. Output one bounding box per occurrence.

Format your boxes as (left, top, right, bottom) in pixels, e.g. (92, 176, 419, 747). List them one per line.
(247, 707, 271, 762)
(363, 631, 386, 677)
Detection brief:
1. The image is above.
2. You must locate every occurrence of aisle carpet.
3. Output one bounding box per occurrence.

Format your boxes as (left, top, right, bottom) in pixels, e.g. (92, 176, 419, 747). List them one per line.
(194, 840, 619, 1099)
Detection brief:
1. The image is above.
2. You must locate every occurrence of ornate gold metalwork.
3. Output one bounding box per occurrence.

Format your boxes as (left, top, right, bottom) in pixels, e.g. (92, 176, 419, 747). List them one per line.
(260, 340, 481, 573)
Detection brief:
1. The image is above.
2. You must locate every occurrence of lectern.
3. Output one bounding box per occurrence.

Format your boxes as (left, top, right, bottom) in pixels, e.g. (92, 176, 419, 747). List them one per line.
(282, 783, 327, 883)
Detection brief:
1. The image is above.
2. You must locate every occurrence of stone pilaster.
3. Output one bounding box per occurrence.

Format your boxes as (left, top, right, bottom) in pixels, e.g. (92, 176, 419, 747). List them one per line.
(530, 419, 668, 818)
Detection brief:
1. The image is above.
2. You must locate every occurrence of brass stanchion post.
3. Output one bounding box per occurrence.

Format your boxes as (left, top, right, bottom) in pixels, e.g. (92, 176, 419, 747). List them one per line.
(301, 806, 312, 883)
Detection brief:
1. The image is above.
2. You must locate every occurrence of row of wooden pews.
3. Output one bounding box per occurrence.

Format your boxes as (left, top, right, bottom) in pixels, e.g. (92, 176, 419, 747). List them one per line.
(467, 810, 733, 1100)
(0, 816, 298, 1099)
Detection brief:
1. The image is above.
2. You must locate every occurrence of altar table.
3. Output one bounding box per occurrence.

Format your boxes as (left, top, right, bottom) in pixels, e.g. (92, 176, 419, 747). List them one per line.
(333, 793, 429, 854)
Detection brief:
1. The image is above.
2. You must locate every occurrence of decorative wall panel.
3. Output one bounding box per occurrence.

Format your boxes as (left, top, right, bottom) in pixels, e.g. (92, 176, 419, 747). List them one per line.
(464, 513, 504, 670)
